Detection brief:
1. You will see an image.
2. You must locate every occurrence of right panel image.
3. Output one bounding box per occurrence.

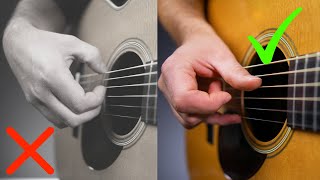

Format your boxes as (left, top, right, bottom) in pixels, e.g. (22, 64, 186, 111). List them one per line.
(158, 0, 320, 180)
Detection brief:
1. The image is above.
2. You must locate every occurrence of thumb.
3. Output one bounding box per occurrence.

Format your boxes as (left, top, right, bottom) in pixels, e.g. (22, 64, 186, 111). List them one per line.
(69, 38, 107, 73)
(212, 54, 261, 91)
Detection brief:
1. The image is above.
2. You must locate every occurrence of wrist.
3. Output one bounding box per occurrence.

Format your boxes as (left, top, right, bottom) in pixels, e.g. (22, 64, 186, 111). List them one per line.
(179, 18, 216, 44)
(3, 18, 37, 46)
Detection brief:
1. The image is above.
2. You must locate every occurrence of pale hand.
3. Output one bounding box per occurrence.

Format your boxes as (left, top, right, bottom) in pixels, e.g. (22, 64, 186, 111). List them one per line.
(3, 21, 107, 128)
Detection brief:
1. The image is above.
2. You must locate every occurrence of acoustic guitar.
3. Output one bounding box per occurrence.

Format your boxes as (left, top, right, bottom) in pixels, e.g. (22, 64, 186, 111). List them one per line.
(54, 0, 157, 179)
(187, 1, 320, 179)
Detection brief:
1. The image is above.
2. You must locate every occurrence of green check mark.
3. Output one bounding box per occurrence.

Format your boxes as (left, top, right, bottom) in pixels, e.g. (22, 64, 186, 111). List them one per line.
(248, 7, 302, 64)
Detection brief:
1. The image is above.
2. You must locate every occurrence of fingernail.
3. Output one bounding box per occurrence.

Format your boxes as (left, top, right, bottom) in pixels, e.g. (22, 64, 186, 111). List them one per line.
(223, 94, 232, 104)
(246, 75, 260, 81)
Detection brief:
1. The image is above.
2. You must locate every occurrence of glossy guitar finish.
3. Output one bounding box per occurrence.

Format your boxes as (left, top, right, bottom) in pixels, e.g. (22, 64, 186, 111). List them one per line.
(54, 0, 157, 179)
(187, 0, 320, 179)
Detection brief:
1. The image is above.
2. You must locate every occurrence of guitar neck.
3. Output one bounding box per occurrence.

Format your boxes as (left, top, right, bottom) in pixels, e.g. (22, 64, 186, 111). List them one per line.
(287, 53, 320, 131)
(141, 61, 158, 125)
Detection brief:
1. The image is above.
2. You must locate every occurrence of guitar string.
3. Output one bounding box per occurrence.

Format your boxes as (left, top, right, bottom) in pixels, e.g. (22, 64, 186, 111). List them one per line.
(78, 66, 320, 86)
(106, 95, 157, 98)
(255, 67, 320, 78)
(104, 104, 312, 114)
(103, 113, 150, 121)
(79, 55, 319, 127)
(82, 82, 157, 91)
(241, 116, 313, 129)
(235, 97, 320, 101)
(103, 95, 320, 101)
(104, 82, 157, 89)
(106, 104, 155, 109)
(80, 70, 157, 85)
(80, 61, 157, 78)
(243, 53, 318, 69)
(78, 53, 319, 85)
(224, 82, 320, 89)
(244, 107, 315, 114)
(101, 112, 312, 128)
(79, 52, 317, 79)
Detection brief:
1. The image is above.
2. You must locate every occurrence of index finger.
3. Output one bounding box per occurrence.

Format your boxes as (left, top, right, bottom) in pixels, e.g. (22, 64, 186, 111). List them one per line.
(47, 67, 105, 114)
(161, 65, 231, 114)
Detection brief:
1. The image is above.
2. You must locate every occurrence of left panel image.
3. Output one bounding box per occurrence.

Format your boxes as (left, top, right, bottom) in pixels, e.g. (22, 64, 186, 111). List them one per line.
(0, 0, 157, 179)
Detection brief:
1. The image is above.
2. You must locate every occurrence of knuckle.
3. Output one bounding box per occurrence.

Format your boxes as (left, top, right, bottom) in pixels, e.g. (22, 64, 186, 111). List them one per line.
(161, 59, 172, 73)
(64, 35, 79, 43)
(86, 46, 101, 62)
(41, 64, 58, 79)
(71, 100, 86, 114)
(65, 117, 79, 128)
(172, 96, 186, 113)
(183, 118, 199, 129)
(158, 77, 165, 91)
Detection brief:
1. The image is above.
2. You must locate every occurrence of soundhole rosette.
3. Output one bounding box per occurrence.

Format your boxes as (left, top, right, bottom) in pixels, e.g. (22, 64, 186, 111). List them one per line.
(241, 29, 297, 155)
(101, 39, 153, 148)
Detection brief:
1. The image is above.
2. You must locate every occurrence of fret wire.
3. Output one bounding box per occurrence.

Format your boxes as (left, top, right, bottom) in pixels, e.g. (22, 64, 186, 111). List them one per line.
(80, 61, 157, 78)
(302, 54, 309, 130)
(292, 57, 299, 128)
(314, 53, 320, 131)
(145, 59, 154, 124)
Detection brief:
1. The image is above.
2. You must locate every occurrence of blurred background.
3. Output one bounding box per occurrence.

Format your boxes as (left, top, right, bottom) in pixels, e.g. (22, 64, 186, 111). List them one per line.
(158, 24, 189, 180)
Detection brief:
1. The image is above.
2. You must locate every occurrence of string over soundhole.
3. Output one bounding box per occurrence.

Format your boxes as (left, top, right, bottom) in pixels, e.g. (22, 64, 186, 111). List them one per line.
(244, 47, 288, 142)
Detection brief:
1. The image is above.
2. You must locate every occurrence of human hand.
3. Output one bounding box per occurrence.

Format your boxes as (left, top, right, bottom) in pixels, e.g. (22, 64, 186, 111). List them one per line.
(159, 32, 262, 129)
(3, 20, 106, 128)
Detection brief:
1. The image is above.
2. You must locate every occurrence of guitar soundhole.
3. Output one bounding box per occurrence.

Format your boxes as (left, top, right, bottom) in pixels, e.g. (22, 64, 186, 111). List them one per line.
(244, 47, 288, 142)
(103, 51, 144, 136)
(109, 0, 129, 7)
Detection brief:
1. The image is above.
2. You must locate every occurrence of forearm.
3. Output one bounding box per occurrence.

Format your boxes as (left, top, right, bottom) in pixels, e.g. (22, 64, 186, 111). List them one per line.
(158, 0, 214, 44)
(6, 0, 66, 33)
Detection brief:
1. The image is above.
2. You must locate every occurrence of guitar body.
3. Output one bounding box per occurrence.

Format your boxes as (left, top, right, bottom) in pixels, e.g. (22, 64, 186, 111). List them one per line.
(55, 0, 157, 179)
(187, 1, 320, 179)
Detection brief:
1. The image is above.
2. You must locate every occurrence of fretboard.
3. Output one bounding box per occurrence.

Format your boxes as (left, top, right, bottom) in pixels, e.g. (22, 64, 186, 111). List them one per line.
(287, 53, 320, 131)
(141, 61, 158, 125)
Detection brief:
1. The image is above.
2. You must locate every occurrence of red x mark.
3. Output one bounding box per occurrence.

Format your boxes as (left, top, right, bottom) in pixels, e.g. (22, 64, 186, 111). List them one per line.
(6, 127, 54, 175)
